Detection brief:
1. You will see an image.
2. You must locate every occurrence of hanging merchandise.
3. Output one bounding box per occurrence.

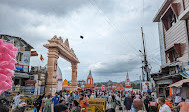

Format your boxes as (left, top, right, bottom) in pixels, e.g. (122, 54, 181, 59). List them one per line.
(0, 39, 18, 94)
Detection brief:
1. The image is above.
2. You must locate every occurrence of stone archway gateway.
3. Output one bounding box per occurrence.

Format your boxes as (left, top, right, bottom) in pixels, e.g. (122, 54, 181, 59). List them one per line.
(44, 35, 79, 95)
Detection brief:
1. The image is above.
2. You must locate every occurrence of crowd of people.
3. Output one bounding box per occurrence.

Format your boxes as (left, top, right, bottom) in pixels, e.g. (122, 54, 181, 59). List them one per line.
(32, 89, 189, 112)
(34, 90, 89, 112)
(0, 89, 188, 112)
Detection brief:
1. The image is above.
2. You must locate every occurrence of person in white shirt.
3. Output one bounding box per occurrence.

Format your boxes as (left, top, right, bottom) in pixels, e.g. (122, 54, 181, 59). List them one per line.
(158, 97, 171, 112)
(174, 94, 181, 112)
(13, 92, 24, 109)
(64, 93, 69, 106)
(174, 94, 181, 104)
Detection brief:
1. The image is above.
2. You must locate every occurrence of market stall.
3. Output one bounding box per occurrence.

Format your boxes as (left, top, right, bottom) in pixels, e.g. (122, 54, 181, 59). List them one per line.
(169, 78, 189, 99)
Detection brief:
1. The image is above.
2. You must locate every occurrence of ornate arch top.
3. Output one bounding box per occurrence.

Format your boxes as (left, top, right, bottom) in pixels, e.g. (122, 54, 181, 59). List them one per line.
(44, 35, 80, 63)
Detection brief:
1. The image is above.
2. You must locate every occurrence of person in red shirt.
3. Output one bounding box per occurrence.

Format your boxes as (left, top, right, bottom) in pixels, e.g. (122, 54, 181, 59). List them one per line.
(173, 98, 189, 112)
(79, 94, 89, 112)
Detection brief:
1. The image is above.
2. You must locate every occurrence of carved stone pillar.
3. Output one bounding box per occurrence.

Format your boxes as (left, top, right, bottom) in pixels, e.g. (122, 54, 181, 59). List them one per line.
(71, 63, 77, 87)
(45, 48, 59, 96)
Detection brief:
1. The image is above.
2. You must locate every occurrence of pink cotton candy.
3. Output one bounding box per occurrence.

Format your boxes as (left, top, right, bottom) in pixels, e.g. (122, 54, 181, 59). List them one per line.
(0, 53, 17, 63)
(0, 53, 3, 61)
(6, 79, 12, 85)
(0, 53, 11, 61)
(4, 43, 14, 50)
(0, 73, 9, 81)
(0, 45, 17, 58)
(0, 81, 12, 91)
(0, 61, 15, 70)
(8, 50, 18, 58)
(10, 58, 17, 63)
(0, 68, 14, 77)
(0, 41, 16, 93)
(13, 47, 18, 52)
(0, 46, 9, 54)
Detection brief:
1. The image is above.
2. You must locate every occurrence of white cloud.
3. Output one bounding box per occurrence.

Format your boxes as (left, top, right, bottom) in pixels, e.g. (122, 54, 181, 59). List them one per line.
(89, 54, 141, 73)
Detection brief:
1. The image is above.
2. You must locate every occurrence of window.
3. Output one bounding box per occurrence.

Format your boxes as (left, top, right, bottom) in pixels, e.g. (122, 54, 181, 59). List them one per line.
(162, 8, 177, 31)
(17, 52, 23, 62)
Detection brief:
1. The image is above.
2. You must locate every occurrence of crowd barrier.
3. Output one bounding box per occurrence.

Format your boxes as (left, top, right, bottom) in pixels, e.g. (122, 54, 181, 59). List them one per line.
(87, 98, 106, 112)
(9, 93, 36, 110)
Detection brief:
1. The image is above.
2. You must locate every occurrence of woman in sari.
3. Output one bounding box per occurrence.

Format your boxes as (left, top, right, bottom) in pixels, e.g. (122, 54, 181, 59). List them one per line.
(44, 95, 51, 112)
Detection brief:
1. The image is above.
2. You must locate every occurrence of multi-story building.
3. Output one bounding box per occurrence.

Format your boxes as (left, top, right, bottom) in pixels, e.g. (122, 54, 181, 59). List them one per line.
(0, 35, 33, 92)
(152, 0, 189, 97)
(30, 66, 47, 95)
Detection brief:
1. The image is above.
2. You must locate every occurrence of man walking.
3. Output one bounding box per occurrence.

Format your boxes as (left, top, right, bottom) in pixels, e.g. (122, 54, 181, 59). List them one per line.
(124, 94, 132, 112)
(51, 92, 59, 107)
(68, 92, 74, 110)
(158, 97, 171, 112)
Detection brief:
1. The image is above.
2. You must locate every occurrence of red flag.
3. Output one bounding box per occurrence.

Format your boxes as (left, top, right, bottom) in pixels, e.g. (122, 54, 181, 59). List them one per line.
(40, 54, 44, 61)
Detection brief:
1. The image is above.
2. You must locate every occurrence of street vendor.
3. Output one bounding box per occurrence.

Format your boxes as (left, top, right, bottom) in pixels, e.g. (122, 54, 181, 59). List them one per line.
(79, 94, 89, 112)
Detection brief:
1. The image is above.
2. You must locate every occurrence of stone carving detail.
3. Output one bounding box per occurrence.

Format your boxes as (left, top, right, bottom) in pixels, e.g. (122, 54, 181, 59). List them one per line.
(52, 35, 58, 40)
(64, 39, 70, 48)
(58, 36, 63, 43)
(54, 60, 57, 71)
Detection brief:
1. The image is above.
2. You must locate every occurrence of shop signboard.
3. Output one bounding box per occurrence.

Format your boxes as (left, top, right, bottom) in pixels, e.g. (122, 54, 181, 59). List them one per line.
(15, 51, 30, 72)
(17, 51, 30, 65)
(15, 64, 29, 72)
(142, 82, 152, 93)
(156, 79, 173, 85)
(21, 51, 30, 65)
(25, 80, 35, 93)
(25, 87, 35, 93)
(178, 62, 189, 78)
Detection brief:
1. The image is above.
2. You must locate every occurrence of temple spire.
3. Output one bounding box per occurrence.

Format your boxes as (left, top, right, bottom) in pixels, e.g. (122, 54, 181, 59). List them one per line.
(87, 70, 93, 79)
(125, 72, 131, 87)
(89, 70, 91, 75)
(85, 70, 94, 90)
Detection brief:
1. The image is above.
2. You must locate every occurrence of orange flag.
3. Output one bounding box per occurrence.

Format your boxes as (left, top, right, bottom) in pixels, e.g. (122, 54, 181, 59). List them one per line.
(31, 51, 38, 56)
(40, 54, 44, 61)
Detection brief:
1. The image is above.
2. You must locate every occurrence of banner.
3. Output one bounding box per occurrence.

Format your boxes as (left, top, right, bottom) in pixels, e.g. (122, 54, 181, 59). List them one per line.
(142, 82, 152, 93)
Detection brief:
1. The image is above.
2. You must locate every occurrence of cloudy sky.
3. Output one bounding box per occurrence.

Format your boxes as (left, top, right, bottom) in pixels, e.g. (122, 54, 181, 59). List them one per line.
(0, 0, 164, 82)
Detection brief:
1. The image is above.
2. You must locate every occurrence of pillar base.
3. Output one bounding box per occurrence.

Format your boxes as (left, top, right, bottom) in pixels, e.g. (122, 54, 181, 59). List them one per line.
(45, 84, 57, 96)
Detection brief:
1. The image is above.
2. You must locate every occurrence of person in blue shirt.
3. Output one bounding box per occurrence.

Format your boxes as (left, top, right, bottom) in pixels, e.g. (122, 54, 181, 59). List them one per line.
(51, 92, 59, 107)
(147, 86, 152, 95)
(74, 92, 80, 99)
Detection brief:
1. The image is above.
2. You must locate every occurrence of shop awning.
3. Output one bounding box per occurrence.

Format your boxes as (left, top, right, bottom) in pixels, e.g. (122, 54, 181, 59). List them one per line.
(14, 72, 30, 78)
(168, 78, 189, 87)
